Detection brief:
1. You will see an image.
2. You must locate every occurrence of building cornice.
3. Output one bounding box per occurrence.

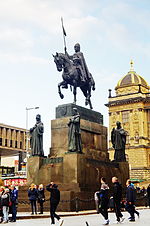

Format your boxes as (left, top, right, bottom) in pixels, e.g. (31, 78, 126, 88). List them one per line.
(109, 145, 150, 150)
(105, 96, 150, 107)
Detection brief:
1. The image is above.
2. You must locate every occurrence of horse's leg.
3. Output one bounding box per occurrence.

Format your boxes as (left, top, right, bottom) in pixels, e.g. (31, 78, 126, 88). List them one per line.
(80, 86, 88, 105)
(88, 98, 93, 109)
(87, 84, 93, 109)
(81, 84, 93, 109)
(72, 80, 77, 104)
(73, 86, 77, 104)
(58, 81, 65, 99)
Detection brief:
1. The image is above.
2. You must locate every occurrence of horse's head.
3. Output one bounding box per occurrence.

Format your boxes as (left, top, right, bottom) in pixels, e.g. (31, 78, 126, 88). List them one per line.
(53, 52, 64, 72)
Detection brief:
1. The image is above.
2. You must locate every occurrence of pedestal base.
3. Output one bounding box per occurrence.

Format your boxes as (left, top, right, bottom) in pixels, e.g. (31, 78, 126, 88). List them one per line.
(27, 156, 43, 185)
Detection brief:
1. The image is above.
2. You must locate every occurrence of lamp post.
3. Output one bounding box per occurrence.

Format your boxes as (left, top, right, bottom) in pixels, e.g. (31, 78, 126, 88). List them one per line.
(25, 106, 39, 158)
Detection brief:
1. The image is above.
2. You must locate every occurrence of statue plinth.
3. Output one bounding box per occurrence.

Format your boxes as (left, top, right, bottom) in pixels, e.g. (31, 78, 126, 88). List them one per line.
(27, 156, 43, 185)
(56, 103, 103, 124)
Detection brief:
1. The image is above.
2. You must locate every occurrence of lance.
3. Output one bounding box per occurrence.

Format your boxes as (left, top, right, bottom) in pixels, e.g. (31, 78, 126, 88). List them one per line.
(61, 17, 67, 53)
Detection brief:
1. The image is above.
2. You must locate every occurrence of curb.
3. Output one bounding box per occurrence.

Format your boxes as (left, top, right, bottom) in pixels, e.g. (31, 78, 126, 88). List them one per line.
(16, 207, 148, 220)
(17, 211, 97, 220)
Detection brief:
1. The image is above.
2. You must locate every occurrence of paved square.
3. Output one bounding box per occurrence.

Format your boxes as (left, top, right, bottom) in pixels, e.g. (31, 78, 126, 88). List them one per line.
(4, 209, 150, 226)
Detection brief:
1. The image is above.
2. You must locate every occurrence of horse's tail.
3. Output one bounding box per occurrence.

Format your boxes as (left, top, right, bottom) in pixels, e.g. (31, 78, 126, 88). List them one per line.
(70, 85, 72, 92)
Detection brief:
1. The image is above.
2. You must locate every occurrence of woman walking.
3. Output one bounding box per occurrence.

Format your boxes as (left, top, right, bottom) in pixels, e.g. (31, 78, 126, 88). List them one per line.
(37, 184, 45, 214)
(28, 184, 38, 215)
(98, 177, 110, 225)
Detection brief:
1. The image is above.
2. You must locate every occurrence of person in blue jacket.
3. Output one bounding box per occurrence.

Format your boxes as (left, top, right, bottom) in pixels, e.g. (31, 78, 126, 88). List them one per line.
(28, 184, 38, 214)
(10, 185, 18, 222)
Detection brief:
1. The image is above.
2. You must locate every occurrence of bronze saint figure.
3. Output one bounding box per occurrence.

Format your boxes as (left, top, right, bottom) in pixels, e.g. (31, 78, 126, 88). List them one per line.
(111, 121, 126, 162)
(30, 114, 44, 157)
(68, 108, 82, 153)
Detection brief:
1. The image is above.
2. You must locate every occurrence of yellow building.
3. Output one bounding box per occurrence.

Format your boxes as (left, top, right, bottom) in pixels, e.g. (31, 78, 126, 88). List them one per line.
(106, 62, 150, 181)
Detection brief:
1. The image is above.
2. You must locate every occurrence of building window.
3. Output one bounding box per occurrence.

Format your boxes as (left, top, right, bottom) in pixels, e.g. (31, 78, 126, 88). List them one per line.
(148, 110, 150, 138)
(122, 111, 129, 123)
(0, 138, 2, 146)
(10, 140, 12, 147)
(5, 139, 7, 146)
(126, 135, 130, 144)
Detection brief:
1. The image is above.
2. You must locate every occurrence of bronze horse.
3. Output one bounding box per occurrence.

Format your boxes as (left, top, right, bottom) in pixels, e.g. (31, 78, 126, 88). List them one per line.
(53, 52, 95, 109)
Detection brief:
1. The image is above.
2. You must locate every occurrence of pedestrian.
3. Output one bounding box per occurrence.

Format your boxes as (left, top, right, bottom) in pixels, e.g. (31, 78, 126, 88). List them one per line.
(125, 179, 138, 222)
(10, 185, 18, 222)
(1, 188, 10, 223)
(146, 184, 150, 208)
(0, 187, 4, 223)
(98, 177, 110, 225)
(140, 186, 147, 206)
(94, 191, 100, 214)
(46, 182, 63, 226)
(111, 177, 124, 223)
(28, 183, 38, 215)
(37, 184, 45, 214)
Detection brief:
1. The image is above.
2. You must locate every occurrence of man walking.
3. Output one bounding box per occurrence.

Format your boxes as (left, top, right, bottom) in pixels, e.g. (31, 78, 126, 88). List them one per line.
(125, 179, 136, 222)
(46, 182, 63, 226)
(112, 177, 124, 223)
(146, 184, 150, 208)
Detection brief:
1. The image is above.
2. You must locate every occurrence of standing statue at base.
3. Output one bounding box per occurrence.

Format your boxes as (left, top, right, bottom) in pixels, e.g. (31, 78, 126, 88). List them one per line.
(68, 108, 82, 153)
(111, 121, 126, 162)
(30, 114, 44, 157)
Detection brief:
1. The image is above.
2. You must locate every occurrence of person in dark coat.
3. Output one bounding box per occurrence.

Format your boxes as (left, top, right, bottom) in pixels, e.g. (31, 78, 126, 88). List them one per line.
(147, 184, 150, 208)
(97, 177, 110, 225)
(10, 185, 18, 222)
(37, 184, 45, 214)
(28, 184, 38, 214)
(125, 179, 137, 222)
(1, 188, 10, 223)
(46, 182, 63, 226)
(112, 177, 124, 223)
(0, 187, 4, 223)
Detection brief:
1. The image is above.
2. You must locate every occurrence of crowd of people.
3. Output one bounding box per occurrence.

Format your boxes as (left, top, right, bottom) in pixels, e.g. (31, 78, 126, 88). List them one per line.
(0, 180, 150, 225)
(28, 183, 45, 215)
(95, 177, 140, 225)
(28, 182, 63, 226)
(0, 185, 18, 223)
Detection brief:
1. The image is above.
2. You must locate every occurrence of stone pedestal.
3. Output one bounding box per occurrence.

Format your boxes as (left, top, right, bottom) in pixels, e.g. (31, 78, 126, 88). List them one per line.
(50, 104, 108, 161)
(25, 104, 129, 211)
(27, 156, 43, 185)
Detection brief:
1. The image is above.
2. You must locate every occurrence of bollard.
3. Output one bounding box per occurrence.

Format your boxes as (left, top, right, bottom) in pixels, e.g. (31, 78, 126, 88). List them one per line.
(75, 197, 79, 212)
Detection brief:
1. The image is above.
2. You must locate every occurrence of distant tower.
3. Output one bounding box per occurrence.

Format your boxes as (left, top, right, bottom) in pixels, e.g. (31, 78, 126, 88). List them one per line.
(106, 61, 150, 181)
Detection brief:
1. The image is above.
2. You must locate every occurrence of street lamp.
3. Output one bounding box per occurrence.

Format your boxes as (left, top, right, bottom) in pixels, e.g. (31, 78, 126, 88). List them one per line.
(25, 107, 39, 157)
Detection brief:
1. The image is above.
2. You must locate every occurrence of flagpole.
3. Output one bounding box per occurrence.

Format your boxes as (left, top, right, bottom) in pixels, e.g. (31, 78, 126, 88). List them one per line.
(61, 17, 67, 52)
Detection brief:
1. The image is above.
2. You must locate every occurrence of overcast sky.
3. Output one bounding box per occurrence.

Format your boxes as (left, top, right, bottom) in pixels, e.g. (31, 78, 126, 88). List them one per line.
(0, 0, 150, 155)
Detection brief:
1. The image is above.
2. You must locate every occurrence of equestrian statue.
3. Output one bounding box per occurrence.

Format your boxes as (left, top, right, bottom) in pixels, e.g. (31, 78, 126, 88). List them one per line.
(53, 19, 95, 109)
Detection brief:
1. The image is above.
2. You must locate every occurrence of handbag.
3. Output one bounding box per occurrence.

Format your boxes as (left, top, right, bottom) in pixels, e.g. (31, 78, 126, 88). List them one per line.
(9, 201, 12, 207)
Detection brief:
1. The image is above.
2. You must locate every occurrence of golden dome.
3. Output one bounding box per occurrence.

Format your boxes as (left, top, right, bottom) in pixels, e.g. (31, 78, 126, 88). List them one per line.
(115, 61, 149, 90)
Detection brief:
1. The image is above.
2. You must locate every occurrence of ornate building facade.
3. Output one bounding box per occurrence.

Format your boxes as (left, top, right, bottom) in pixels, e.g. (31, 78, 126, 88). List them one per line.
(106, 62, 150, 181)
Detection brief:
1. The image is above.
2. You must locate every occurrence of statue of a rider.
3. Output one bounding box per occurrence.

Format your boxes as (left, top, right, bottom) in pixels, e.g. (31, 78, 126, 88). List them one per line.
(65, 43, 94, 87)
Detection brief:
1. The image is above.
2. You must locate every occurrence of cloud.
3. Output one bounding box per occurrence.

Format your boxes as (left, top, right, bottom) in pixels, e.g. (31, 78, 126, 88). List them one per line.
(0, 53, 48, 64)
(0, 28, 33, 51)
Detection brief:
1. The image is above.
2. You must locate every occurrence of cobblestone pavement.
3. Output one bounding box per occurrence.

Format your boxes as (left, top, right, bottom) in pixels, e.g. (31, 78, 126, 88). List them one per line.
(2, 209, 150, 226)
